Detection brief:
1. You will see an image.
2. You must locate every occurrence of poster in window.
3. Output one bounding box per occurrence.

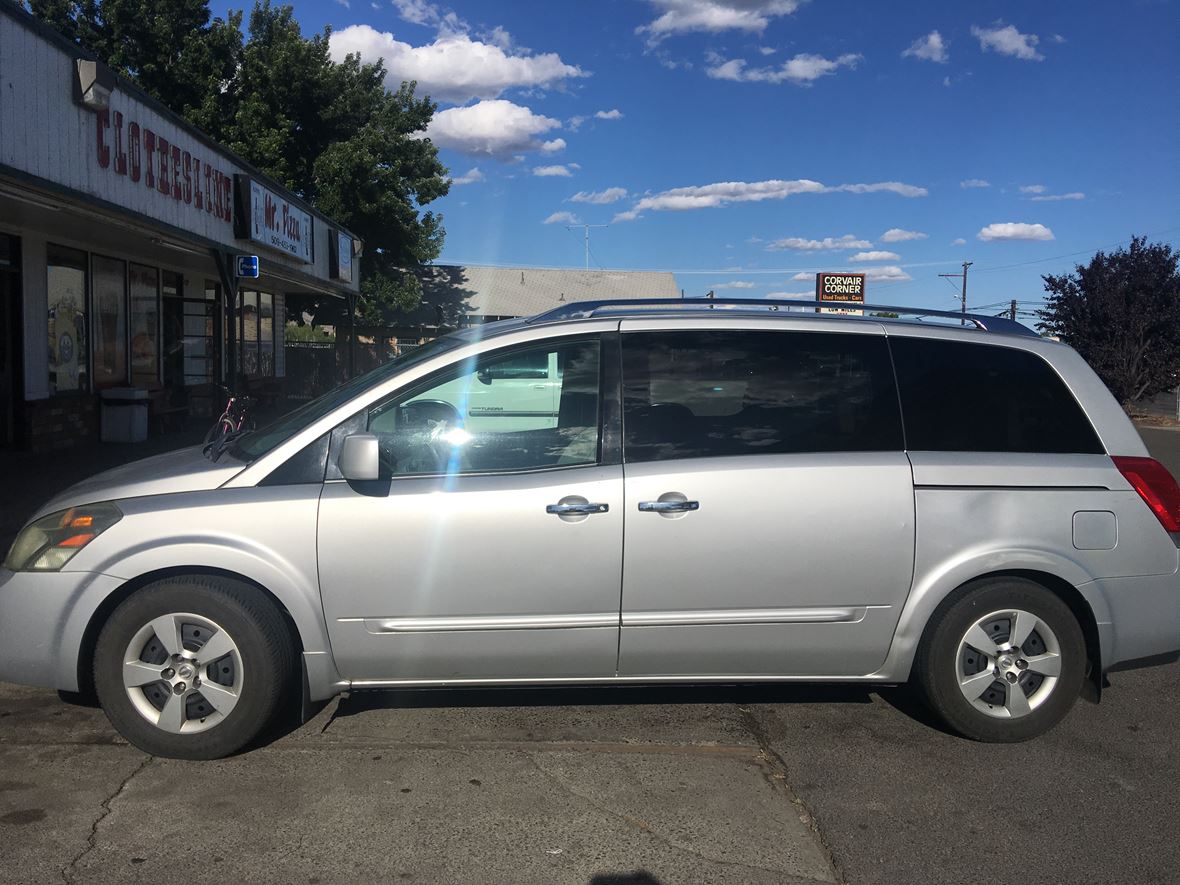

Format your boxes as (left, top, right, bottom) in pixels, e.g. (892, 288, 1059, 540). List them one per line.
(47, 261, 87, 392)
(92, 256, 128, 388)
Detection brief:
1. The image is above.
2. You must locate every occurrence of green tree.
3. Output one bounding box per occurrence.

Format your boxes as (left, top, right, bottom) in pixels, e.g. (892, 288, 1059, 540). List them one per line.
(30, 0, 449, 321)
(1039, 236, 1180, 403)
(27, 0, 242, 124)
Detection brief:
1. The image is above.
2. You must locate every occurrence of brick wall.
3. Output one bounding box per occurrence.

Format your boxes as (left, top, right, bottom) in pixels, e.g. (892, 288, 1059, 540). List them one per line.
(23, 395, 98, 450)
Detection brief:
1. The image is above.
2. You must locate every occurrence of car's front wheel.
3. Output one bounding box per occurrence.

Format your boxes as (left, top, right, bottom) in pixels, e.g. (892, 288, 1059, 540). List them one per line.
(94, 576, 295, 759)
(915, 576, 1087, 742)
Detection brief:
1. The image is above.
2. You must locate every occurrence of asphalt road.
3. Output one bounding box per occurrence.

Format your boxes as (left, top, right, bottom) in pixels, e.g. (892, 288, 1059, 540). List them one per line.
(1, 427, 1179, 884)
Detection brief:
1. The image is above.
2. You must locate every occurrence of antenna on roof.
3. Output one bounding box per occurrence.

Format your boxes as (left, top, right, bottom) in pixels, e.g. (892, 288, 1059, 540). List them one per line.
(520, 271, 525, 285)
(565, 223, 609, 270)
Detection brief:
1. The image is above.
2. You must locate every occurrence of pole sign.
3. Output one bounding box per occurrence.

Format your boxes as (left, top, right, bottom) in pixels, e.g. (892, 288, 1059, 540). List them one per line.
(816, 272, 866, 316)
(236, 254, 259, 278)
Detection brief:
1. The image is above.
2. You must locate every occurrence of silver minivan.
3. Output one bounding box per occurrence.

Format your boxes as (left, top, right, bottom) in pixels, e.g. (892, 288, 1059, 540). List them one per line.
(3, 298, 1179, 759)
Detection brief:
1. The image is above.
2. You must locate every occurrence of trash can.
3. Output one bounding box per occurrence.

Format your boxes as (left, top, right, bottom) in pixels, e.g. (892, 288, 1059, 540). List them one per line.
(100, 387, 149, 443)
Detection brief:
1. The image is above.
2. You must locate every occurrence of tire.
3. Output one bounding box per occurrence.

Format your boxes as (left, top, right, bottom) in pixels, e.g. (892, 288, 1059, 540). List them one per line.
(94, 576, 296, 759)
(914, 576, 1087, 742)
(203, 417, 235, 445)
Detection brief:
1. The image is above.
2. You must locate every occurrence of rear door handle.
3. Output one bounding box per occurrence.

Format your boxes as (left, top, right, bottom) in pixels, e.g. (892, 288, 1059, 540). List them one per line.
(547, 502, 609, 515)
(638, 500, 700, 513)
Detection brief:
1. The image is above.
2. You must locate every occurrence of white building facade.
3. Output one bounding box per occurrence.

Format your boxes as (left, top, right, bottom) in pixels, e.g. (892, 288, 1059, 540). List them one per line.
(0, 2, 360, 448)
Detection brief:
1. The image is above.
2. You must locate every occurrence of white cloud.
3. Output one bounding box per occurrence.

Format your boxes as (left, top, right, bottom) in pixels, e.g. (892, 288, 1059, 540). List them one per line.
(758, 46, 776, 55)
(569, 187, 628, 204)
(960, 178, 991, 189)
(832, 181, 927, 197)
(334, 0, 350, 8)
(424, 99, 561, 156)
(791, 267, 910, 282)
(863, 265, 912, 282)
(767, 234, 873, 252)
(1051, 33, 1067, 44)
(951, 237, 967, 246)
(972, 23, 1044, 61)
(766, 290, 815, 298)
(902, 31, 948, 64)
(328, 25, 586, 104)
(850, 250, 901, 263)
(392, 0, 439, 25)
(637, 0, 804, 43)
(1019, 184, 1046, 194)
(450, 167, 485, 185)
(534, 164, 573, 177)
(706, 52, 862, 85)
(710, 280, 757, 289)
(595, 108, 624, 120)
(540, 138, 567, 153)
(543, 211, 580, 225)
(977, 222, 1055, 242)
(613, 177, 927, 222)
(1030, 192, 1085, 202)
(880, 228, 928, 243)
(567, 115, 587, 131)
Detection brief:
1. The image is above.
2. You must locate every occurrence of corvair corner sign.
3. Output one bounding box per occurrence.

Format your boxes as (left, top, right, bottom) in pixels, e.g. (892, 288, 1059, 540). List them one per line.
(233, 174, 313, 263)
(816, 272, 866, 316)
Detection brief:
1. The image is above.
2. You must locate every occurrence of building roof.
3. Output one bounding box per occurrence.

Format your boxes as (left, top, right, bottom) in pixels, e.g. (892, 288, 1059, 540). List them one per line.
(411, 264, 680, 325)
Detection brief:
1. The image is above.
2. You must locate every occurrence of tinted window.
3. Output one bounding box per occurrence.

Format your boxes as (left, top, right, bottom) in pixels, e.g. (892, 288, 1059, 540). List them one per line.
(364, 339, 600, 477)
(622, 330, 902, 463)
(890, 337, 1103, 454)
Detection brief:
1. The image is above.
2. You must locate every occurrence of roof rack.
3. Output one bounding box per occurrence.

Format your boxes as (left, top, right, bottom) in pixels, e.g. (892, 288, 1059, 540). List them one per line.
(526, 296, 1036, 336)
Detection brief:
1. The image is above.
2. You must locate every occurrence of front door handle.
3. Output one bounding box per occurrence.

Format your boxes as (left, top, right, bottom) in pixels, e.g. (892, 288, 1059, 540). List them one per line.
(638, 500, 700, 513)
(547, 502, 609, 515)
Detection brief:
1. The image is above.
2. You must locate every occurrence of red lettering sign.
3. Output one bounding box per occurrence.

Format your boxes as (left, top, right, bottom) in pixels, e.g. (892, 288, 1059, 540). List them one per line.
(95, 110, 110, 169)
(143, 129, 155, 189)
(92, 111, 234, 225)
(112, 112, 127, 175)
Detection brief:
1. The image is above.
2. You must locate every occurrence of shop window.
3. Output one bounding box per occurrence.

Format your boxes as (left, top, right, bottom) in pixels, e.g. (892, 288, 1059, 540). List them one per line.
(92, 255, 127, 389)
(129, 263, 159, 387)
(260, 292, 274, 376)
(234, 288, 275, 379)
(240, 289, 259, 376)
(47, 244, 89, 394)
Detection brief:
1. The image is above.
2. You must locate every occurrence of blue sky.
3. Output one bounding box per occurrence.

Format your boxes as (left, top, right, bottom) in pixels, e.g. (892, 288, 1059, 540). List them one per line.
(213, 0, 1180, 317)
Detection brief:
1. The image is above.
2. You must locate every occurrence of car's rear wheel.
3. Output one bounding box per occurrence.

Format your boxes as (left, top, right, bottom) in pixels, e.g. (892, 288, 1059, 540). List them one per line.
(915, 577, 1087, 742)
(94, 576, 295, 759)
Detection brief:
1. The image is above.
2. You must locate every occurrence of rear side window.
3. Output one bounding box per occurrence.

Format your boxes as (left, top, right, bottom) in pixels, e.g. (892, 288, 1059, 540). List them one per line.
(890, 337, 1103, 454)
(622, 330, 903, 463)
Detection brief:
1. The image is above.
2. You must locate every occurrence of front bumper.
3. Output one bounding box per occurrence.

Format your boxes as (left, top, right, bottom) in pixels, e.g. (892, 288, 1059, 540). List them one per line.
(0, 568, 124, 691)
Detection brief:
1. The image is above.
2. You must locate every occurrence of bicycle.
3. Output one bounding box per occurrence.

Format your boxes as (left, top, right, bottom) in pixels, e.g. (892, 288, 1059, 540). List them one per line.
(203, 384, 256, 446)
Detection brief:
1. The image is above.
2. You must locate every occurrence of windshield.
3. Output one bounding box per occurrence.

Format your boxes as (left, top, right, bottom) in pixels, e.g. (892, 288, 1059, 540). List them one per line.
(229, 333, 467, 462)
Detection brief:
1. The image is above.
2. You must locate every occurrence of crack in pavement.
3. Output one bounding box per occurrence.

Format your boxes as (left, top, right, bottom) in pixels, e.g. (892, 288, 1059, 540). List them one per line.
(60, 754, 153, 885)
(521, 747, 822, 881)
(737, 704, 846, 885)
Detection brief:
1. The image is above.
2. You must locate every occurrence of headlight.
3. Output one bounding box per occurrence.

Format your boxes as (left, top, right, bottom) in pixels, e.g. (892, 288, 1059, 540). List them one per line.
(4, 503, 123, 572)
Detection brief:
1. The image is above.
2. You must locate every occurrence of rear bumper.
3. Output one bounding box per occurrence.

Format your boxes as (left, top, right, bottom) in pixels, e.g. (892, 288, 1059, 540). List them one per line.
(0, 568, 123, 692)
(1093, 572, 1180, 671)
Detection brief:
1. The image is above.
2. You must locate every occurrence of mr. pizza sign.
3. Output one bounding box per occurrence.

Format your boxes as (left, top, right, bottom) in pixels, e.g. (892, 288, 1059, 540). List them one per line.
(233, 175, 313, 264)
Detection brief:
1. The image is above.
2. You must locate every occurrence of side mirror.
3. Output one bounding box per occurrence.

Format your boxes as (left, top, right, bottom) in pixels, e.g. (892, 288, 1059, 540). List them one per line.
(339, 433, 380, 481)
(476, 367, 492, 385)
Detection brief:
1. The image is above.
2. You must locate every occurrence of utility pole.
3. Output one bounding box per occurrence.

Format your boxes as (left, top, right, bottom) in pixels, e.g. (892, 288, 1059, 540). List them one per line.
(566, 223, 608, 271)
(939, 261, 973, 324)
(1010, 299, 1017, 321)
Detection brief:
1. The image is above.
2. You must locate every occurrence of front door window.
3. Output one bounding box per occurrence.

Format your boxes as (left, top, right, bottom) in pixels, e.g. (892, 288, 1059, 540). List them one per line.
(364, 338, 601, 478)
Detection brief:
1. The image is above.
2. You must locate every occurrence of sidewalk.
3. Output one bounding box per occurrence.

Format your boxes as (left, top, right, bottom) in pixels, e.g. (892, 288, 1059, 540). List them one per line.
(0, 426, 207, 550)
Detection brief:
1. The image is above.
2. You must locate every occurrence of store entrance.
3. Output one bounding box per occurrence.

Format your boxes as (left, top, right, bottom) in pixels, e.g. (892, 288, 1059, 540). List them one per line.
(0, 234, 21, 447)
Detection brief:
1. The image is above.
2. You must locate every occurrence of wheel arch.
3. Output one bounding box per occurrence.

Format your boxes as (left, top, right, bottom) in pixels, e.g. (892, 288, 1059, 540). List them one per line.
(74, 566, 307, 701)
(880, 551, 1112, 697)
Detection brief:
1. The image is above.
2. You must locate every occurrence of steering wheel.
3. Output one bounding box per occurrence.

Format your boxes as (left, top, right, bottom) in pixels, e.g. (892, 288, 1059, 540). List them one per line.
(397, 399, 466, 474)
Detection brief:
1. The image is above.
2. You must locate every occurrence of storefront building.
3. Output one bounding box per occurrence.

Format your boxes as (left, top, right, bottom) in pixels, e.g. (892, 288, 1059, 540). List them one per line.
(0, 2, 361, 448)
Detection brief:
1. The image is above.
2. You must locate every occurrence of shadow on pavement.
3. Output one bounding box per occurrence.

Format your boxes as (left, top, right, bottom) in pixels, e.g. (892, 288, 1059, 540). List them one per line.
(330, 680, 877, 719)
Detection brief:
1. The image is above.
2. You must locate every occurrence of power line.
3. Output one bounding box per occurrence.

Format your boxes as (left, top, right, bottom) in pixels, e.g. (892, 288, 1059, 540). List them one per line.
(938, 261, 973, 324)
(972, 225, 1180, 275)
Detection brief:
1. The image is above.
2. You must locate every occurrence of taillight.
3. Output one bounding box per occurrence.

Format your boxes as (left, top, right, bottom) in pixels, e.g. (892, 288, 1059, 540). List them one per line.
(1113, 456, 1180, 533)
